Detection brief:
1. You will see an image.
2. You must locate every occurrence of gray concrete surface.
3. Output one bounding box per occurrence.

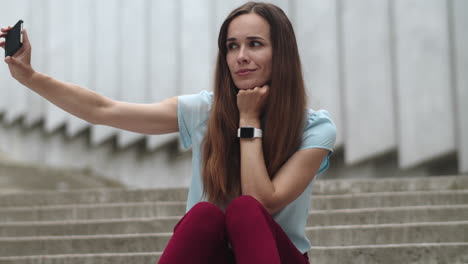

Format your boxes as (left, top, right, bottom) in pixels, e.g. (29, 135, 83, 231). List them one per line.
(2, 205, 468, 237)
(0, 202, 187, 222)
(0, 173, 467, 263)
(0, 244, 468, 264)
(1, 174, 467, 207)
(0, 234, 171, 257)
(0, 159, 124, 193)
(0, 188, 188, 207)
(309, 204, 468, 225)
(309, 243, 468, 264)
(310, 190, 468, 210)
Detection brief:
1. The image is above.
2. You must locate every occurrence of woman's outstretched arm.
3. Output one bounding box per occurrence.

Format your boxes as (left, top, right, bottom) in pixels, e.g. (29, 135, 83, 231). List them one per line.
(22, 72, 179, 135)
(1, 26, 178, 135)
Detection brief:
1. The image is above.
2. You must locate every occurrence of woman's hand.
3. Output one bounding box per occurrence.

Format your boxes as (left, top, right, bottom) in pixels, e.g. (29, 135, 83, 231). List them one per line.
(236, 84, 270, 121)
(0, 26, 35, 85)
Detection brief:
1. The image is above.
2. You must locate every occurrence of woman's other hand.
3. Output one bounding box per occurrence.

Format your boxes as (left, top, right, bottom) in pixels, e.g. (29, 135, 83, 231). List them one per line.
(237, 84, 269, 121)
(1, 26, 35, 85)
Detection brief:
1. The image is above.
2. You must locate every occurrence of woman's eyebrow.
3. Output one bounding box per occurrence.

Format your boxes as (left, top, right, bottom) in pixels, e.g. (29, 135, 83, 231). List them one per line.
(226, 36, 265, 42)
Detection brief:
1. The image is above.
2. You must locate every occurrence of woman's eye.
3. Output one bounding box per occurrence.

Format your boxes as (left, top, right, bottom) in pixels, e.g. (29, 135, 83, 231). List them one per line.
(228, 43, 238, 49)
(251, 41, 262, 47)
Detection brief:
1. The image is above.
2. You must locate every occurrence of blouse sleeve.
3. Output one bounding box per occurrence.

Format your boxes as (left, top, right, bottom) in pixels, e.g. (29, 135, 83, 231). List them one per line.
(177, 90, 213, 150)
(298, 109, 337, 176)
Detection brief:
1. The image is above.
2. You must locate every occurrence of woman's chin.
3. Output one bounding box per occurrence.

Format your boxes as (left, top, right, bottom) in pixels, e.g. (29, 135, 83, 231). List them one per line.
(235, 81, 266, 90)
(237, 87, 252, 90)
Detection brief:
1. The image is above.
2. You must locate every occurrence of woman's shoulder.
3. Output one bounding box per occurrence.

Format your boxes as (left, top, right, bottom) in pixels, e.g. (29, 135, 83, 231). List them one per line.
(198, 90, 214, 103)
(304, 109, 335, 128)
(178, 90, 213, 105)
(299, 108, 337, 151)
(177, 90, 214, 149)
(177, 90, 214, 117)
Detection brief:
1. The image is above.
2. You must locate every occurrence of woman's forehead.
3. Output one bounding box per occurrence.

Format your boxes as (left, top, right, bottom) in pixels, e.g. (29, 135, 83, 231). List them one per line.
(227, 13, 270, 40)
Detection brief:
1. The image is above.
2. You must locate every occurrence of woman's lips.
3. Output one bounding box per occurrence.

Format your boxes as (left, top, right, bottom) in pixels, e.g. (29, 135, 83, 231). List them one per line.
(236, 69, 257, 77)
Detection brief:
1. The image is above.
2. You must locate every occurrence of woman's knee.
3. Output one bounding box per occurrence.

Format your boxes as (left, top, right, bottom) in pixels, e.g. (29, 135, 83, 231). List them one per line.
(226, 195, 262, 213)
(174, 201, 225, 233)
(191, 201, 225, 216)
(225, 195, 264, 227)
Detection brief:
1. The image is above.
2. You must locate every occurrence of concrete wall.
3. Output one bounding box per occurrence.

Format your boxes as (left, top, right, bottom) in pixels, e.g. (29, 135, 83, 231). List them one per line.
(0, 0, 466, 187)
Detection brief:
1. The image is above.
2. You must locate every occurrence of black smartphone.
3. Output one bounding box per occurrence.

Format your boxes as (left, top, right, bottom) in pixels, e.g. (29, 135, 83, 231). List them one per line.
(5, 20, 23, 58)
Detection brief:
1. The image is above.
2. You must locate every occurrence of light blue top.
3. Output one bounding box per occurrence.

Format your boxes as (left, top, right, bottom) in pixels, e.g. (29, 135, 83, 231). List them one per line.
(177, 90, 337, 254)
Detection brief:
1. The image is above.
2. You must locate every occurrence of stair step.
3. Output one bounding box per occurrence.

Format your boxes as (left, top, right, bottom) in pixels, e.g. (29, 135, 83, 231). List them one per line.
(0, 217, 181, 237)
(310, 204, 468, 225)
(2, 205, 468, 236)
(0, 202, 187, 222)
(0, 252, 161, 264)
(1, 190, 467, 222)
(0, 160, 125, 193)
(308, 221, 468, 246)
(1, 243, 467, 264)
(0, 234, 171, 257)
(309, 243, 468, 264)
(311, 190, 468, 210)
(1, 175, 467, 208)
(313, 175, 468, 194)
(1, 221, 467, 256)
(0, 188, 188, 208)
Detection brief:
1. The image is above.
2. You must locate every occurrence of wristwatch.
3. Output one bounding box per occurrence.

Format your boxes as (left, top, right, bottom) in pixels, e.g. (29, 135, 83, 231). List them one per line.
(237, 127, 263, 139)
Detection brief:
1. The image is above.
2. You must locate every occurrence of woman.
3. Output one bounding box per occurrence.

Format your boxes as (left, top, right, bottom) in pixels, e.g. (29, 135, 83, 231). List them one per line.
(1, 2, 336, 264)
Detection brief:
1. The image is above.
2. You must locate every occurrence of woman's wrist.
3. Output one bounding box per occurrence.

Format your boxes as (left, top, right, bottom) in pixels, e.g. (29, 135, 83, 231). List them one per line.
(18, 68, 37, 88)
(239, 117, 261, 128)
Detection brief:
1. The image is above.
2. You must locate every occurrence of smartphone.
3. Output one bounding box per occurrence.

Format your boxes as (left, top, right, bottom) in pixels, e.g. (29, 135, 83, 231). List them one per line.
(5, 20, 23, 58)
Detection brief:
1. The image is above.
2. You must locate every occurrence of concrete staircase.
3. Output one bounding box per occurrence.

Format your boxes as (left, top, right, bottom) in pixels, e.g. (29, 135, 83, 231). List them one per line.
(0, 173, 468, 263)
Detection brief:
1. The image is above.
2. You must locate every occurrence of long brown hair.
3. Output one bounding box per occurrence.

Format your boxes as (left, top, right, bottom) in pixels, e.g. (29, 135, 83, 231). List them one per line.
(201, 2, 307, 207)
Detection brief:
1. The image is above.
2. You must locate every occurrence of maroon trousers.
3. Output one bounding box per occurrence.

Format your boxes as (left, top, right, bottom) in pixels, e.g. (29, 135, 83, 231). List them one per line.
(158, 195, 309, 264)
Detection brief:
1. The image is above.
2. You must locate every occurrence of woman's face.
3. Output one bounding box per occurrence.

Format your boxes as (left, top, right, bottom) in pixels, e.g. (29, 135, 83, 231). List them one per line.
(226, 13, 272, 90)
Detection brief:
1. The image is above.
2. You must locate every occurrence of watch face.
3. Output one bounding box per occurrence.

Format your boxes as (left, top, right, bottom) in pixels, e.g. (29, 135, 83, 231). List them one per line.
(240, 127, 254, 138)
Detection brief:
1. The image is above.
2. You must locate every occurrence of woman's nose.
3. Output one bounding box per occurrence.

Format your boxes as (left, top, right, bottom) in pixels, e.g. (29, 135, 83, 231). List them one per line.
(237, 46, 250, 64)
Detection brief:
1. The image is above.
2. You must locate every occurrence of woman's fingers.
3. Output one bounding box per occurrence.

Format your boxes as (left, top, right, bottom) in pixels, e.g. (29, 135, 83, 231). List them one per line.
(1, 26, 12, 37)
(21, 29, 30, 46)
(1, 26, 12, 38)
(0, 28, 30, 51)
(1, 26, 12, 32)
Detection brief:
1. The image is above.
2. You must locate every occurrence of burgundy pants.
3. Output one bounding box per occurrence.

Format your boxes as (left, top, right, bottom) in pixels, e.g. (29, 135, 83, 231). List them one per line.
(158, 195, 309, 264)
